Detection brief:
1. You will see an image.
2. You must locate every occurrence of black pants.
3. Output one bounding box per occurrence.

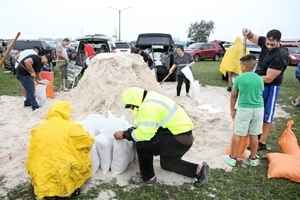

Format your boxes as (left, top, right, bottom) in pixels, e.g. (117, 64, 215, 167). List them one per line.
(177, 74, 190, 96)
(136, 128, 198, 181)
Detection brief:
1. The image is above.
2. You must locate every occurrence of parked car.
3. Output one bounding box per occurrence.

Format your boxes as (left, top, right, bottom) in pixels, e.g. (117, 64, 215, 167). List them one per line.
(113, 42, 131, 53)
(135, 33, 175, 82)
(246, 43, 261, 59)
(75, 34, 114, 66)
(184, 42, 224, 61)
(286, 46, 300, 65)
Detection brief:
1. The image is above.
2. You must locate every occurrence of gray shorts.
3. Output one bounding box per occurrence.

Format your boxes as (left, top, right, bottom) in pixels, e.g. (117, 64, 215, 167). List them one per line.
(234, 107, 264, 136)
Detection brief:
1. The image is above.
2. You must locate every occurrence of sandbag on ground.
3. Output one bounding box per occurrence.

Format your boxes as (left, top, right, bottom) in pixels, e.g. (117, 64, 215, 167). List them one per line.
(267, 120, 300, 183)
(111, 139, 135, 175)
(82, 113, 135, 175)
(26, 101, 94, 199)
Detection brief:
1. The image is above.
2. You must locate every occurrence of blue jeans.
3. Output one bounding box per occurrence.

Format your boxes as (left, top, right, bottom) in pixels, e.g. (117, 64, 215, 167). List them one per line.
(17, 75, 39, 110)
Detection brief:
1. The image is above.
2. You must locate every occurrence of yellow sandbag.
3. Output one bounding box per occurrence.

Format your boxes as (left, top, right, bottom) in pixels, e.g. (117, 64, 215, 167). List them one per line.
(219, 37, 247, 75)
(26, 101, 94, 199)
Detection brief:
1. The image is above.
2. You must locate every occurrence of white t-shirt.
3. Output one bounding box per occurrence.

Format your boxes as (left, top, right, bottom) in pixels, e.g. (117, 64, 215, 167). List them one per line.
(14, 49, 38, 69)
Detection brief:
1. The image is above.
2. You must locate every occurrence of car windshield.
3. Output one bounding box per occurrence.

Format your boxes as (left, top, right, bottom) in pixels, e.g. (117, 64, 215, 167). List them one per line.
(137, 36, 172, 46)
(115, 43, 130, 49)
(288, 47, 300, 54)
(187, 43, 204, 49)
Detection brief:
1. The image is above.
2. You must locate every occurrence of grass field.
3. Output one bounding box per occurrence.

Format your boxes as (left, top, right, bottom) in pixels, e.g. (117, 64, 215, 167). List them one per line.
(1, 62, 300, 199)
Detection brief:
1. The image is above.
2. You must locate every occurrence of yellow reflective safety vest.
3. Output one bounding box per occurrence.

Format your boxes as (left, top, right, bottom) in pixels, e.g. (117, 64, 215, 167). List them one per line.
(131, 91, 193, 142)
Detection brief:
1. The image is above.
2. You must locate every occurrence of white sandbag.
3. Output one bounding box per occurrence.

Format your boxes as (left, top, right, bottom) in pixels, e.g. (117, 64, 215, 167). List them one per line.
(35, 83, 47, 106)
(91, 144, 100, 176)
(181, 65, 194, 82)
(111, 139, 135, 175)
(79, 114, 107, 136)
(95, 133, 113, 174)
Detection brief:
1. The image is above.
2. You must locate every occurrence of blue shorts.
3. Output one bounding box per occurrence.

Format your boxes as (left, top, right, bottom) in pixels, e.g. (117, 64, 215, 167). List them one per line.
(263, 85, 280, 123)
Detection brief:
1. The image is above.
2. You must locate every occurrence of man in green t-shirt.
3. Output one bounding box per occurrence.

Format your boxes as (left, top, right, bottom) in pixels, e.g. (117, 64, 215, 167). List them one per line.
(225, 54, 264, 167)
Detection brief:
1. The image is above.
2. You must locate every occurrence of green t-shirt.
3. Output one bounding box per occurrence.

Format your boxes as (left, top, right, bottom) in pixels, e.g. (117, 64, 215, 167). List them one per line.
(233, 72, 264, 108)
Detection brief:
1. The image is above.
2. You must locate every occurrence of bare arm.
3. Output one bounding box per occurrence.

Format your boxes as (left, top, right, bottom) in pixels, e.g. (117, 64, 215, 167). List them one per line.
(230, 90, 238, 119)
(242, 28, 259, 45)
(23, 58, 36, 76)
(263, 68, 282, 83)
(169, 64, 177, 73)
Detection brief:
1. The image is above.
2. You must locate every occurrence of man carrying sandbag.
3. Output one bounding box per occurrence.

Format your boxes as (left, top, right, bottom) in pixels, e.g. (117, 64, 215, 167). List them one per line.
(15, 49, 48, 111)
(114, 87, 209, 184)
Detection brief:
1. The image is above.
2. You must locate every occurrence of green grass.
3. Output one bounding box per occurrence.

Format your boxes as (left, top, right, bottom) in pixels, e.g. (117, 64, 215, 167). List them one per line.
(0, 67, 62, 96)
(1, 62, 300, 199)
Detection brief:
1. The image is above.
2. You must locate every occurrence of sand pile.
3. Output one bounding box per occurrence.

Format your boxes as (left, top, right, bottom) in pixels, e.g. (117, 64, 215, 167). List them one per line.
(0, 53, 290, 193)
(63, 53, 160, 116)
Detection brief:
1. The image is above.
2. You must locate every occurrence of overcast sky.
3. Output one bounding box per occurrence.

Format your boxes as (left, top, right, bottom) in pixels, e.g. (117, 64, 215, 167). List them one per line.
(1, 0, 299, 42)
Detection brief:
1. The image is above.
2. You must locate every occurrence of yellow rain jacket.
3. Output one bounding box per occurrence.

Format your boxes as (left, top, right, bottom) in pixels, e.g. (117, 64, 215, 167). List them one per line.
(26, 101, 94, 199)
(122, 87, 193, 141)
(219, 36, 247, 75)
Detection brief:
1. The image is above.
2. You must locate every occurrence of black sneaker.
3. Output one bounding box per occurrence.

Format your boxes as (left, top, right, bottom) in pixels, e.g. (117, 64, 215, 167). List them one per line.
(227, 86, 232, 92)
(24, 101, 31, 107)
(194, 162, 209, 185)
(258, 142, 268, 151)
(129, 176, 157, 185)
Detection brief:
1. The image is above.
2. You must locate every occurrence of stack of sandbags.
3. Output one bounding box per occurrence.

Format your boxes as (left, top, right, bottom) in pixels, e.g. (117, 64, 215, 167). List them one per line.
(80, 113, 135, 175)
(267, 120, 300, 183)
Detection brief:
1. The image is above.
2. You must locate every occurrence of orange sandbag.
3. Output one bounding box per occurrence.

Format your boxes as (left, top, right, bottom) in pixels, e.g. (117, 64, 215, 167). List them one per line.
(267, 153, 300, 183)
(39, 71, 54, 82)
(278, 120, 300, 157)
(224, 135, 250, 160)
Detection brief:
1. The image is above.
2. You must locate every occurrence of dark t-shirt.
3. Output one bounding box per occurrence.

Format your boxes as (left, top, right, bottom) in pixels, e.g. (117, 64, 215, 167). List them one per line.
(255, 36, 289, 86)
(174, 52, 193, 76)
(16, 54, 42, 77)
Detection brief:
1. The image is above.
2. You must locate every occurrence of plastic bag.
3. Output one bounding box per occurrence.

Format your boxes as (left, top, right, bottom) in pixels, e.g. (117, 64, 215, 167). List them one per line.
(95, 133, 113, 174)
(111, 139, 135, 175)
(181, 65, 194, 82)
(80, 114, 107, 136)
(91, 145, 100, 176)
(35, 83, 47, 106)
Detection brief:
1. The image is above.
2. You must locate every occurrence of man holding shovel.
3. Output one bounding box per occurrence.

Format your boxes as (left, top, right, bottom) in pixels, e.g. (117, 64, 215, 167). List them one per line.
(169, 47, 194, 97)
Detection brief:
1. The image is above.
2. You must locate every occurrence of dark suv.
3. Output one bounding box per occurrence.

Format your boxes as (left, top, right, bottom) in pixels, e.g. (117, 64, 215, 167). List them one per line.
(135, 33, 175, 82)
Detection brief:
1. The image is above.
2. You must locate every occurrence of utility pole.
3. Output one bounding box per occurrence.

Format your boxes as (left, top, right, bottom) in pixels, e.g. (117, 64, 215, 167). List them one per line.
(119, 10, 121, 41)
(109, 6, 131, 41)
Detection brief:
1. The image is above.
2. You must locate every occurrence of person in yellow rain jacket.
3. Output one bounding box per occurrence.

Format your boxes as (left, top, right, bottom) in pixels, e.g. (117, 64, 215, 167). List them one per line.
(114, 87, 209, 184)
(26, 101, 94, 199)
(220, 36, 247, 92)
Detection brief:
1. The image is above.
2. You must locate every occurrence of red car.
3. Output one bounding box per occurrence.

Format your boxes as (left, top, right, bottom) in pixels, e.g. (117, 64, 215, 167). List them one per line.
(184, 42, 225, 61)
(287, 46, 300, 65)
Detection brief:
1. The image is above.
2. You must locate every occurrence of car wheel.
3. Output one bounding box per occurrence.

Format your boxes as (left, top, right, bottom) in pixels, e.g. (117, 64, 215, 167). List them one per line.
(193, 55, 200, 62)
(214, 54, 220, 61)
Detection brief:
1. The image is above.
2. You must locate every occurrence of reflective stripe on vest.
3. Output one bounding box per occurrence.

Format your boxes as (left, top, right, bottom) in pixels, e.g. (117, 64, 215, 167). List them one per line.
(142, 98, 177, 127)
